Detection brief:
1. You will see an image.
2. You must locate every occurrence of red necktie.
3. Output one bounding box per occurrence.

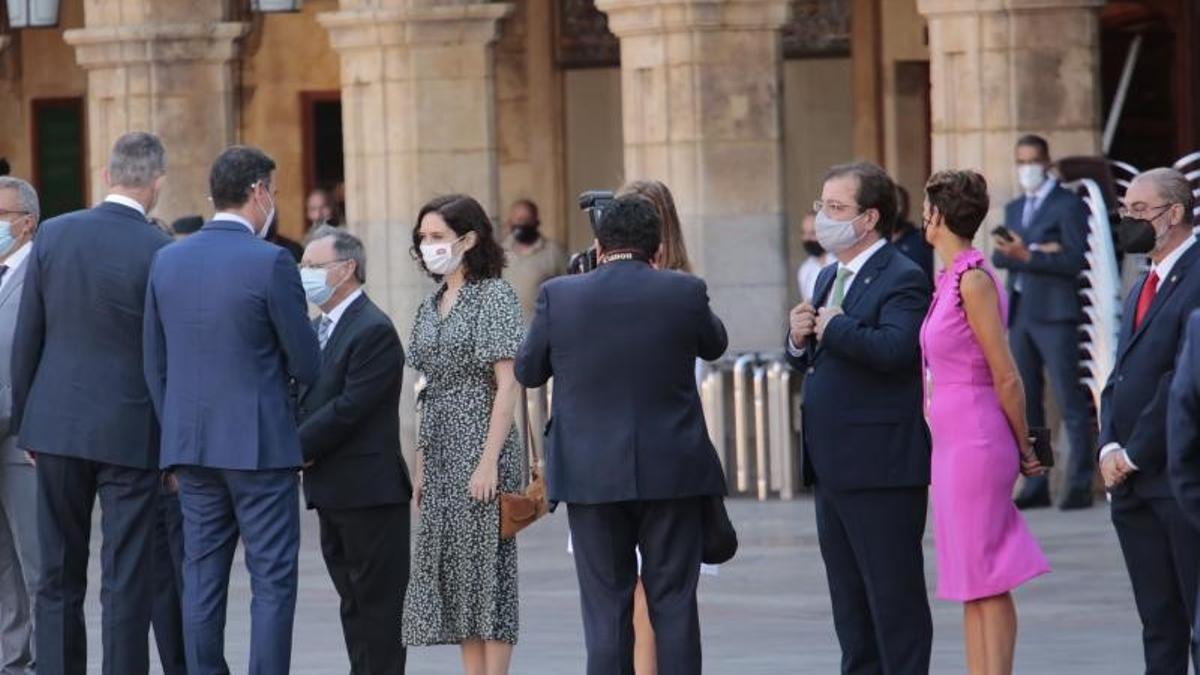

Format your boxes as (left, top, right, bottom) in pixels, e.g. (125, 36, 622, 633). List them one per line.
(1134, 270, 1160, 329)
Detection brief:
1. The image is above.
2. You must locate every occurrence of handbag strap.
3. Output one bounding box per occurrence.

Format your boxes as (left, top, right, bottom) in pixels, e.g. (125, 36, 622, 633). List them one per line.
(520, 387, 542, 481)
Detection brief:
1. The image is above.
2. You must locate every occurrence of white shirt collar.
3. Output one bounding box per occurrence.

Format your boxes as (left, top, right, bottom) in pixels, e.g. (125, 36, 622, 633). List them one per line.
(321, 288, 364, 338)
(1027, 178, 1057, 204)
(103, 194, 146, 217)
(839, 238, 888, 277)
(1152, 235, 1196, 282)
(212, 212, 256, 234)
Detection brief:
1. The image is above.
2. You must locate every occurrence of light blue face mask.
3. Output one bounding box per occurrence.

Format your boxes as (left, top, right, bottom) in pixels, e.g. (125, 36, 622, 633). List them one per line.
(0, 221, 12, 256)
(300, 267, 335, 306)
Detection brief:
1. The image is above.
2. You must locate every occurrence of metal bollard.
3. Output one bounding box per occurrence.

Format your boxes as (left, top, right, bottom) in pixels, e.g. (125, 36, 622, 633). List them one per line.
(700, 361, 729, 474)
(753, 363, 770, 501)
(732, 353, 757, 493)
(767, 359, 796, 500)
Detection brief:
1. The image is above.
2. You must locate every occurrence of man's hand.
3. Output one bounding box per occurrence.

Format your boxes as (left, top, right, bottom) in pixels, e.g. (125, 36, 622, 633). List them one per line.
(22, 450, 35, 466)
(993, 230, 1031, 263)
(1101, 451, 1134, 488)
(162, 472, 179, 494)
(789, 303, 816, 346)
(815, 306, 844, 341)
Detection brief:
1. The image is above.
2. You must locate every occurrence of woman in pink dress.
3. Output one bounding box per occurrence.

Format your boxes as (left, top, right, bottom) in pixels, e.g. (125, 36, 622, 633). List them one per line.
(919, 170, 1052, 675)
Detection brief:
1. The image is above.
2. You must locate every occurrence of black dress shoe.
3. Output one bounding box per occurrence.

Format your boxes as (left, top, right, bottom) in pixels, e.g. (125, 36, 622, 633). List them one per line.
(1014, 492, 1052, 510)
(1059, 489, 1094, 511)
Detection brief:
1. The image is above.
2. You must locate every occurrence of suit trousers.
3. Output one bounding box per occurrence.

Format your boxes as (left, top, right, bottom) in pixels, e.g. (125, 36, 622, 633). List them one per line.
(176, 467, 299, 675)
(814, 485, 932, 675)
(35, 453, 158, 675)
(567, 498, 704, 675)
(1009, 306, 1095, 496)
(0, 497, 32, 675)
(1111, 491, 1200, 675)
(150, 488, 187, 675)
(317, 503, 410, 675)
(0, 460, 37, 675)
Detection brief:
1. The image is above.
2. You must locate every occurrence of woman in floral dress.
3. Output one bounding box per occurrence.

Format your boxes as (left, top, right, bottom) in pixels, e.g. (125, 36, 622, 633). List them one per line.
(402, 194, 525, 675)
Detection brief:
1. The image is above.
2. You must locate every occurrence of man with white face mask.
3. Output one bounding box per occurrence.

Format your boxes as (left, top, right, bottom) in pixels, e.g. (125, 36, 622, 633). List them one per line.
(785, 162, 933, 675)
(144, 145, 319, 675)
(0, 176, 38, 675)
(993, 134, 1094, 511)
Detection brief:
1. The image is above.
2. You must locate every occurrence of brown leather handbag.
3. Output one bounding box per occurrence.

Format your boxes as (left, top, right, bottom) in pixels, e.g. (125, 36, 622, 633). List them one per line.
(500, 389, 549, 539)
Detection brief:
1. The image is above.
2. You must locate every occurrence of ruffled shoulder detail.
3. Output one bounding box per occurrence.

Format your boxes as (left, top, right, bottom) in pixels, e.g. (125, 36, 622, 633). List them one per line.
(951, 248, 986, 278)
(948, 248, 1007, 320)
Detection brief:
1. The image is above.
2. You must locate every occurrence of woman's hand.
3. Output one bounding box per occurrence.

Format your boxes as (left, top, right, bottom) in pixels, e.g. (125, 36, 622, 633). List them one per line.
(1019, 445, 1045, 477)
(468, 457, 499, 502)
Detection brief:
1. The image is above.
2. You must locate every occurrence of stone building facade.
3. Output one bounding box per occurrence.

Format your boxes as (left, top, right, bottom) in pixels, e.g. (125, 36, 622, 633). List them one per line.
(0, 0, 1194, 354)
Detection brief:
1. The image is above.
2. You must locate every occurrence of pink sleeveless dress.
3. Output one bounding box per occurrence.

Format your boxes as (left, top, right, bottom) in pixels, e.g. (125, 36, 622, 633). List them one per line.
(920, 249, 1051, 602)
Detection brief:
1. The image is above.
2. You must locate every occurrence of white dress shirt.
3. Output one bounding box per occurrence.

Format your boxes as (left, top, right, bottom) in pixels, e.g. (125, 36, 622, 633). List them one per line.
(1099, 234, 1198, 471)
(0, 241, 31, 294)
(212, 211, 256, 235)
(787, 237, 888, 356)
(797, 255, 828, 304)
(103, 194, 146, 217)
(320, 288, 364, 345)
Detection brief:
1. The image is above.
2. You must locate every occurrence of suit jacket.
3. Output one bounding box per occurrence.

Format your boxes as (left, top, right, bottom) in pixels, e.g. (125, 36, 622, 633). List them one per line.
(787, 243, 932, 490)
(893, 223, 934, 281)
(298, 293, 412, 510)
(1102, 242, 1200, 499)
(11, 202, 171, 469)
(144, 220, 320, 470)
(993, 185, 1089, 324)
(1168, 310, 1200, 527)
(0, 254, 29, 464)
(514, 260, 728, 504)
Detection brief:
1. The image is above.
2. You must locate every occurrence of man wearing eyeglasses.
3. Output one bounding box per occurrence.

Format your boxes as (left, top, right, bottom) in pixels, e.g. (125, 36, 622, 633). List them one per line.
(993, 134, 1094, 511)
(785, 163, 933, 675)
(1102, 167, 1200, 674)
(0, 176, 39, 675)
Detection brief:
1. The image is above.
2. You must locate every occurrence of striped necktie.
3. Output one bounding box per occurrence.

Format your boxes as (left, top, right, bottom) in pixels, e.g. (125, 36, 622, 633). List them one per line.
(317, 315, 333, 349)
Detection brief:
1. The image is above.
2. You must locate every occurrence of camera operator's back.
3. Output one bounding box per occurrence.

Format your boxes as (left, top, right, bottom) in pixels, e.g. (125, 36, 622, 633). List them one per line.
(514, 258, 728, 506)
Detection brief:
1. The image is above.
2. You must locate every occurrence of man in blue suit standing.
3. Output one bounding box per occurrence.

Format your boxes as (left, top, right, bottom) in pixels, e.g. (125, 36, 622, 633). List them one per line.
(1111, 167, 1200, 673)
(144, 145, 320, 675)
(786, 162, 933, 675)
(515, 195, 728, 675)
(992, 134, 1095, 510)
(10, 131, 172, 675)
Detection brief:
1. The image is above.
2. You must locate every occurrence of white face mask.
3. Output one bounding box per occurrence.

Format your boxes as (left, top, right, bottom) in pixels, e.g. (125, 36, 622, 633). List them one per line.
(252, 183, 275, 239)
(0, 221, 13, 256)
(1017, 164, 1047, 194)
(420, 236, 465, 276)
(814, 210, 868, 254)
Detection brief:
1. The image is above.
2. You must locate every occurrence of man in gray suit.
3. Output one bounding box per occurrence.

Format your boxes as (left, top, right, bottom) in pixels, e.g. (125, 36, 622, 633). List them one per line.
(0, 176, 39, 674)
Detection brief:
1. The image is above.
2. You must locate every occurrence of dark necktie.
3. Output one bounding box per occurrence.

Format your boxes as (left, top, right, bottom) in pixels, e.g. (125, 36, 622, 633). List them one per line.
(1134, 270, 1159, 329)
(0, 264, 9, 285)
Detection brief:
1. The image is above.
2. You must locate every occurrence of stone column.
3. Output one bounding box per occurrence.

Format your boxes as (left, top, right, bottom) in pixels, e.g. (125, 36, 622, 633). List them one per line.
(64, 3, 246, 222)
(319, 1, 512, 332)
(596, 0, 792, 351)
(918, 0, 1104, 209)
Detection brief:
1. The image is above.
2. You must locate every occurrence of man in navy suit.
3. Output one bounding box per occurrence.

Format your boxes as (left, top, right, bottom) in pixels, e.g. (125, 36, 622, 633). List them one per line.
(1109, 167, 1200, 674)
(992, 134, 1095, 510)
(786, 162, 933, 674)
(515, 195, 728, 675)
(144, 146, 320, 675)
(10, 132, 172, 675)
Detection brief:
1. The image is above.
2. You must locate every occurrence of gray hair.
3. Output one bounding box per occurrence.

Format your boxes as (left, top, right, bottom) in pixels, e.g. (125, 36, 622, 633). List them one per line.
(308, 224, 366, 284)
(0, 176, 40, 224)
(107, 132, 166, 188)
(1136, 167, 1196, 226)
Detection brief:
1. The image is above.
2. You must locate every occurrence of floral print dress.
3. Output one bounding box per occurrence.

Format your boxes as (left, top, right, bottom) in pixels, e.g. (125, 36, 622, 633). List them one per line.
(402, 278, 526, 646)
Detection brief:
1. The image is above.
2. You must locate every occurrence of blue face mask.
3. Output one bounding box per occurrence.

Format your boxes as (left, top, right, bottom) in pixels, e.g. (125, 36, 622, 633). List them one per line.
(0, 221, 13, 256)
(300, 267, 335, 306)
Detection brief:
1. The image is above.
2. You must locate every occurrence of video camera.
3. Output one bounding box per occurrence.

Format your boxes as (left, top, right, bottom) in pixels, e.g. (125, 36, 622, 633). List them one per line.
(567, 190, 614, 275)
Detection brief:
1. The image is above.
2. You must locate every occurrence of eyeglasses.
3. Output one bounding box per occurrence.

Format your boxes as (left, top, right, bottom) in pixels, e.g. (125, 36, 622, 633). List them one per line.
(812, 200, 861, 219)
(0, 210, 29, 219)
(299, 258, 348, 271)
(1118, 202, 1173, 220)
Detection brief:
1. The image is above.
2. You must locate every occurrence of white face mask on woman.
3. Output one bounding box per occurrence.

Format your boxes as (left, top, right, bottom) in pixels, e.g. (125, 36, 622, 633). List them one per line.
(420, 236, 465, 276)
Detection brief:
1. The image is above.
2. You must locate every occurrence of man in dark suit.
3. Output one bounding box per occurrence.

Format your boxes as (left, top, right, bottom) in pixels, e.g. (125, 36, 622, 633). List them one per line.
(515, 195, 728, 675)
(993, 134, 1095, 510)
(143, 145, 320, 675)
(1106, 167, 1200, 673)
(786, 162, 933, 674)
(891, 184, 934, 281)
(10, 132, 172, 675)
(297, 226, 411, 675)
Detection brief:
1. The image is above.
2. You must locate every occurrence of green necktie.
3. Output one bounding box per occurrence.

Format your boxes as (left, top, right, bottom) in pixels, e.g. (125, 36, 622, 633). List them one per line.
(830, 267, 853, 308)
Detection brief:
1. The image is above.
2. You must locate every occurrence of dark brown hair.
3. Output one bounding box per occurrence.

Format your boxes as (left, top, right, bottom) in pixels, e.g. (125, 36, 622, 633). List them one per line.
(412, 194, 506, 281)
(924, 170, 991, 240)
(823, 162, 899, 238)
(617, 179, 692, 273)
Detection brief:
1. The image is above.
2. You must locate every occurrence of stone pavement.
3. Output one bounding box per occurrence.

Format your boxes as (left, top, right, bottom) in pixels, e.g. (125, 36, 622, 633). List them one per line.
(77, 496, 1143, 674)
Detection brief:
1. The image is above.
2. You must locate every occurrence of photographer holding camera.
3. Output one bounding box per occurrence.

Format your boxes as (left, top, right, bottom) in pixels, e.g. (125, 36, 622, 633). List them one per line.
(515, 194, 727, 675)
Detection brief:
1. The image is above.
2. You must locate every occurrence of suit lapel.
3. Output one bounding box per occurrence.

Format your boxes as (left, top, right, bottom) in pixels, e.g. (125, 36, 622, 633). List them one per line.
(840, 245, 891, 313)
(1120, 244, 1200, 362)
(300, 294, 369, 402)
(812, 264, 836, 309)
